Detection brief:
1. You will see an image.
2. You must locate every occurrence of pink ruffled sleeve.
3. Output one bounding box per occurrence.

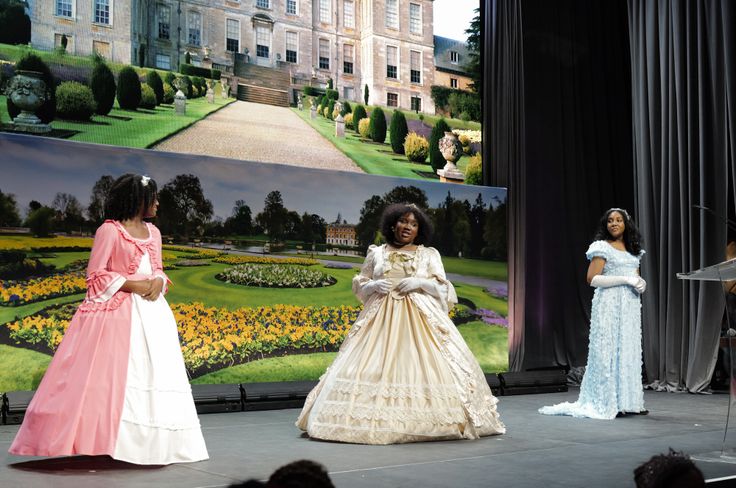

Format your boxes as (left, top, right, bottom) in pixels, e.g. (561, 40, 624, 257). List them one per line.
(150, 225, 172, 294)
(86, 222, 126, 302)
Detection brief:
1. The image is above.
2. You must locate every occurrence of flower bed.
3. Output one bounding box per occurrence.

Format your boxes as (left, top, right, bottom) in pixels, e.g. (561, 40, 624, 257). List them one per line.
(217, 264, 336, 288)
(324, 263, 354, 269)
(175, 260, 211, 267)
(452, 129, 482, 143)
(212, 255, 318, 266)
(162, 245, 223, 259)
(0, 271, 86, 306)
(474, 308, 509, 328)
(0, 236, 94, 252)
(485, 285, 508, 301)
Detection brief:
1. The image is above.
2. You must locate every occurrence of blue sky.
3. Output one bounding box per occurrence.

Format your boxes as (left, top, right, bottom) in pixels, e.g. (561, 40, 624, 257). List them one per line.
(434, 0, 479, 41)
(0, 134, 505, 224)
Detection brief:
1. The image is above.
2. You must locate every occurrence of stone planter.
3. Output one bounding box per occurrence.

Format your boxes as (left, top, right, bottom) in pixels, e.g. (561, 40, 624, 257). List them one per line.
(6, 70, 51, 133)
(437, 131, 465, 183)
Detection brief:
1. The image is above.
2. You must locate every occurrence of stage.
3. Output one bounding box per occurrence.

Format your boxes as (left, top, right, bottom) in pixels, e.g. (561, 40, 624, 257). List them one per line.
(3, 388, 736, 487)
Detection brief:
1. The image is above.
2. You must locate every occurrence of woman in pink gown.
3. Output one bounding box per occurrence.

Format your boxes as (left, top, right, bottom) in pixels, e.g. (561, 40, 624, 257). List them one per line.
(9, 174, 208, 465)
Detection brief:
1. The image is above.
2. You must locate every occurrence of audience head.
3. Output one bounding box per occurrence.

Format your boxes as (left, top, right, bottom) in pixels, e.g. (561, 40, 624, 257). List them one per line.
(267, 459, 335, 488)
(634, 449, 705, 488)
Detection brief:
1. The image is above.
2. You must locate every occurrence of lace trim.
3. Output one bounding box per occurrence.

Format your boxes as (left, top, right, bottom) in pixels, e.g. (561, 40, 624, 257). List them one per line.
(77, 292, 130, 313)
(316, 400, 467, 425)
(329, 378, 460, 400)
(307, 421, 471, 445)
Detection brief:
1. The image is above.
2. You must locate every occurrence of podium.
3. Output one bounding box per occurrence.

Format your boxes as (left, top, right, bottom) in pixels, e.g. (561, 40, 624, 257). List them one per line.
(678, 258, 736, 463)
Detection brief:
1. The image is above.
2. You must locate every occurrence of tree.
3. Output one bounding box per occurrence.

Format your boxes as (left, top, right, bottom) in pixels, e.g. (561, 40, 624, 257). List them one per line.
(369, 106, 386, 143)
(145, 70, 164, 105)
(383, 186, 429, 209)
(255, 190, 289, 242)
(433, 192, 470, 256)
(483, 199, 507, 260)
(334, 212, 342, 224)
(0, 0, 30, 45)
(157, 174, 214, 239)
(355, 195, 385, 250)
(389, 109, 408, 154)
(225, 199, 253, 236)
(468, 194, 487, 257)
(429, 118, 451, 173)
(87, 175, 114, 225)
(25, 206, 55, 237)
(465, 7, 481, 94)
(27, 200, 41, 213)
(52, 192, 84, 232)
(0, 188, 21, 227)
(90, 58, 116, 115)
(364, 84, 369, 105)
(116, 66, 142, 110)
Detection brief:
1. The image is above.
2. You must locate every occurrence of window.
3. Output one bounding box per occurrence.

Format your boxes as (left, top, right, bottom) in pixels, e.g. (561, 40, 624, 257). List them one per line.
(410, 96, 421, 112)
(256, 0, 269, 8)
(56, 0, 72, 18)
(92, 40, 110, 59)
(410, 50, 421, 83)
(450, 50, 459, 64)
(450, 78, 458, 88)
(343, 86, 354, 100)
(286, 0, 297, 15)
(319, 0, 330, 23)
(94, 0, 110, 25)
(54, 33, 73, 50)
(386, 45, 397, 79)
(387, 92, 398, 107)
(343, 44, 353, 74)
(344, 0, 354, 28)
(156, 53, 171, 70)
(256, 25, 269, 58)
(225, 19, 240, 52)
(158, 4, 170, 39)
(188, 11, 201, 46)
(319, 38, 329, 69)
(385, 0, 398, 29)
(286, 31, 297, 63)
(410, 3, 422, 35)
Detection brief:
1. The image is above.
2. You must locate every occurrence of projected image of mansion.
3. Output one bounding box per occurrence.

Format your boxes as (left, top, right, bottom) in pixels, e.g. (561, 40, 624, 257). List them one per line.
(30, 0, 452, 113)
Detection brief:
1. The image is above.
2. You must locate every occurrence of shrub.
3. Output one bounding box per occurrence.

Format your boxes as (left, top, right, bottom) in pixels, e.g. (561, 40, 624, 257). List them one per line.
(352, 105, 367, 132)
(89, 59, 116, 115)
(358, 118, 371, 138)
(164, 71, 176, 89)
(344, 113, 354, 129)
(429, 118, 451, 172)
(460, 111, 471, 121)
(323, 106, 330, 117)
(327, 99, 335, 120)
(0, 1, 30, 45)
(459, 134, 471, 147)
(326, 89, 339, 100)
(340, 100, 352, 115)
(465, 153, 482, 185)
(145, 70, 164, 105)
(116, 66, 142, 110)
(184, 51, 191, 64)
(404, 132, 429, 163)
(211, 69, 221, 80)
(363, 83, 369, 105)
(369, 106, 386, 143)
(55, 81, 96, 121)
(7, 53, 55, 124)
(177, 76, 193, 98)
(303, 86, 318, 96)
(139, 84, 157, 109)
(217, 264, 336, 288)
(162, 84, 175, 104)
(180, 63, 213, 79)
(389, 109, 408, 154)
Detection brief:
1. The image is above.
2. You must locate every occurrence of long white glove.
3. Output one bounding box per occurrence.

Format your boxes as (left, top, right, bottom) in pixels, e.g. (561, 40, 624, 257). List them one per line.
(362, 279, 392, 297)
(591, 275, 646, 294)
(395, 277, 441, 299)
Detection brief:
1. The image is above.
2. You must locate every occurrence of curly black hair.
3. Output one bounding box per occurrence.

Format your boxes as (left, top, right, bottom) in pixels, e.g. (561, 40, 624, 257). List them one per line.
(267, 460, 335, 488)
(380, 203, 433, 246)
(633, 449, 704, 488)
(104, 174, 158, 222)
(593, 207, 643, 256)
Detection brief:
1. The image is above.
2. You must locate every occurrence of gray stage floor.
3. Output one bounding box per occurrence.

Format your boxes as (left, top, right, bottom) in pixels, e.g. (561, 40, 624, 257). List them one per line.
(3, 388, 736, 487)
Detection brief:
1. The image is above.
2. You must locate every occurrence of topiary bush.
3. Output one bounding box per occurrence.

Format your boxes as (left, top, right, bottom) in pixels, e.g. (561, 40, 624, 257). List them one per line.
(340, 100, 352, 116)
(358, 118, 371, 138)
(192, 76, 205, 97)
(89, 58, 116, 115)
(352, 104, 367, 132)
(323, 106, 330, 117)
(344, 113, 354, 129)
(327, 99, 335, 120)
(369, 106, 386, 143)
(326, 89, 339, 100)
(211, 69, 221, 80)
(164, 71, 176, 89)
(177, 76, 193, 98)
(162, 84, 175, 104)
(404, 132, 429, 163)
(7, 53, 55, 123)
(389, 109, 408, 154)
(139, 84, 157, 109)
(145, 70, 164, 105)
(464, 153, 482, 185)
(429, 118, 451, 172)
(55, 81, 96, 121)
(116, 66, 142, 110)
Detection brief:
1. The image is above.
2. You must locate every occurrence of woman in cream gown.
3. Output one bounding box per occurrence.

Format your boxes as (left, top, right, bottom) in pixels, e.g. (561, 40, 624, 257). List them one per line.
(297, 203, 505, 444)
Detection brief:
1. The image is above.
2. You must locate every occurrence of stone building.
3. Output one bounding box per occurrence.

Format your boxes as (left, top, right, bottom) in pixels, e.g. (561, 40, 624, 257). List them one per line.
(326, 223, 356, 247)
(433, 35, 473, 91)
(31, 0, 437, 113)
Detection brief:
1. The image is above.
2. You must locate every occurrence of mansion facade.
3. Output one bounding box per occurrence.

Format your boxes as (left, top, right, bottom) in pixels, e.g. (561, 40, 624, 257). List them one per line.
(31, 0, 444, 113)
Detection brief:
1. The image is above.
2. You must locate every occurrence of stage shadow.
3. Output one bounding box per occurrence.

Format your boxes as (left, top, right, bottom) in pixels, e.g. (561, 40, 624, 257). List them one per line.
(9, 455, 165, 473)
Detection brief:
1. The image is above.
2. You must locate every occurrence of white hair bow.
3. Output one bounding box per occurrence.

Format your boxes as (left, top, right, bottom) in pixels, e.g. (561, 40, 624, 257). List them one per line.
(141, 175, 151, 187)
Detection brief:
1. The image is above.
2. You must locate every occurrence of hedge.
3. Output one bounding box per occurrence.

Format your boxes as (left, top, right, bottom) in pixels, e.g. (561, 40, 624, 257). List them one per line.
(180, 63, 213, 79)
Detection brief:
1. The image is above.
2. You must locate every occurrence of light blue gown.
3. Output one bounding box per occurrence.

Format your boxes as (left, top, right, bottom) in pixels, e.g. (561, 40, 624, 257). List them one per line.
(539, 240, 645, 419)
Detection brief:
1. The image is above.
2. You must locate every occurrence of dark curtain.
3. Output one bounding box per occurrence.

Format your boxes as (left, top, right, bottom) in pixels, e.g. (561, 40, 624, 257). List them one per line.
(489, 0, 635, 370)
(628, 0, 736, 392)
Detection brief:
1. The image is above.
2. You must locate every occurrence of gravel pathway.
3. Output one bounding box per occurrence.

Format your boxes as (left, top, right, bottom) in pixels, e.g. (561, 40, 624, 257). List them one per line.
(152, 101, 363, 173)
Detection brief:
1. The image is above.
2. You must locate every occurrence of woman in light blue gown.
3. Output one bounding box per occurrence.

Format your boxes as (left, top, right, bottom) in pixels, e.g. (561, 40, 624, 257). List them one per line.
(539, 208, 647, 419)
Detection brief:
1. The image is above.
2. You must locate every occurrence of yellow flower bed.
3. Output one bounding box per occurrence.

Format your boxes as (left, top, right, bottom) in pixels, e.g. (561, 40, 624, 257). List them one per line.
(0, 236, 94, 251)
(0, 272, 86, 305)
(162, 245, 223, 259)
(212, 255, 318, 266)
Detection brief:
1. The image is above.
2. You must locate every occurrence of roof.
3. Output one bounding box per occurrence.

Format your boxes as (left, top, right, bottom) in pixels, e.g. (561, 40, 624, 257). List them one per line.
(433, 35, 474, 75)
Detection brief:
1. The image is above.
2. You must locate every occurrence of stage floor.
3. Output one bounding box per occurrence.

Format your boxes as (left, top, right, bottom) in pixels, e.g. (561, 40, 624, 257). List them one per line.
(3, 388, 736, 487)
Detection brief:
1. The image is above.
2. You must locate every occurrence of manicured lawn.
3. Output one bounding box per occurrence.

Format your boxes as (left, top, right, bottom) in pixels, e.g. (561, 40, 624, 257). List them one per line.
(36, 251, 89, 269)
(1, 94, 233, 149)
(0, 345, 52, 392)
(0, 293, 84, 325)
(443, 257, 508, 282)
(457, 320, 509, 372)
(454, 282, 507, 316)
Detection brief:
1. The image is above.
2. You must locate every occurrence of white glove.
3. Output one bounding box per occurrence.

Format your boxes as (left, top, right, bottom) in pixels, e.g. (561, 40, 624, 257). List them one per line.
(395, 277, 440, 298)
(363, 279, 392, 297)
(590, 275, 646, 294)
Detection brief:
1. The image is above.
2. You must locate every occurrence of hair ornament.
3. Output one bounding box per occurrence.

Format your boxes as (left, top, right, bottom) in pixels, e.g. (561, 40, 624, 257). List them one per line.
(407, 203, 418, 209)
(140, 175, 151, 187)
(608, 207, 630, 220)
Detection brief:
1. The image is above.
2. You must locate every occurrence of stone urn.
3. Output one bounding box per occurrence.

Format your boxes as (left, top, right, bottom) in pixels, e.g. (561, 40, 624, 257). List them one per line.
(173, 78, 187, 115)
(437, 131, 465, 183)
(6, 70, 51, 133)
(206, 80, 215, 103)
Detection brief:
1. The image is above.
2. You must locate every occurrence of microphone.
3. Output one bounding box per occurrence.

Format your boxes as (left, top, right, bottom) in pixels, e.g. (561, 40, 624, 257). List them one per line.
(692, 204, 736, 232)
